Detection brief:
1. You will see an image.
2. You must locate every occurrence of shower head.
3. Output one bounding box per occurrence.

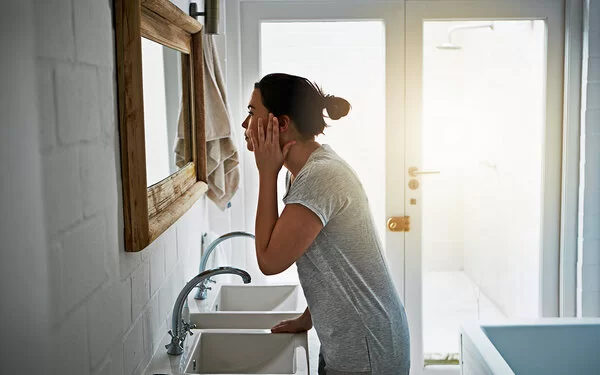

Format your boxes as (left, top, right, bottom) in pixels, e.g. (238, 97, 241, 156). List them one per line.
(436, 42, 462, 50)
(436, 22, 494, 50)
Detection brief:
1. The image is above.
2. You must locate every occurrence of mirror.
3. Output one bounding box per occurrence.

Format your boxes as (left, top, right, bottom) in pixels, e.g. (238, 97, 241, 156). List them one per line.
(115, 0, 207, 252)
(141, 38, 192, 187)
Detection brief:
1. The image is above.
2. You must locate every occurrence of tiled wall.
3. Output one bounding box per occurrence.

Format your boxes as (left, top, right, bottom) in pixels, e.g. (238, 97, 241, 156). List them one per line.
(580, 0, 600, 317)
(35, 0, 208, 374)
(0, 2, 51, 374)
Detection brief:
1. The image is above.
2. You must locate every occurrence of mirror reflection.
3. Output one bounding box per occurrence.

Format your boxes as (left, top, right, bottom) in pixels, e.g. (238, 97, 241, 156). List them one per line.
(141, 37, 191, 187)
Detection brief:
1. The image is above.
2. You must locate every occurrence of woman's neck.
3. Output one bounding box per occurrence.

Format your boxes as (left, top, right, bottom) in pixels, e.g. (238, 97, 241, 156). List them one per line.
(283, 139, 321, 177)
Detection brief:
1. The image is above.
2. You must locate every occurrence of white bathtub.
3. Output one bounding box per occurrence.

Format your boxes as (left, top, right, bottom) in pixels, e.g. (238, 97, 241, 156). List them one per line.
(460, 318, 600, 374)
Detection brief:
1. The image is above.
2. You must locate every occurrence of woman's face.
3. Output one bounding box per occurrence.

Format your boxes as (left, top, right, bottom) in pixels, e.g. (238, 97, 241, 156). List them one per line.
(241, 88, 270, 152)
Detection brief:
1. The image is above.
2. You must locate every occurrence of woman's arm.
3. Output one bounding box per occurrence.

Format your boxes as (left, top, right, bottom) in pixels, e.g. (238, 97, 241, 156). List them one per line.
(255, 190, 323, 274)
(251, 115, 323, 275)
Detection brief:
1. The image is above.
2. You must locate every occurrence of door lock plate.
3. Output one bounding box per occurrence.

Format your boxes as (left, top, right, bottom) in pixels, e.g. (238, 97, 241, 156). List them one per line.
(409, 179, 420, 190)
(387, 216, 410, 232)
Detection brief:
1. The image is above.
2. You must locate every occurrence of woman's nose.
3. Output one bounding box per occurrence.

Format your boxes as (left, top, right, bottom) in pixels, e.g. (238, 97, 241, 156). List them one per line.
(242, 115, 249, 129)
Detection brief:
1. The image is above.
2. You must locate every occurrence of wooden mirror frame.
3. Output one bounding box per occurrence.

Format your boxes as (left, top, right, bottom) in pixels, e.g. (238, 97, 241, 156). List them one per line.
(115, 0, 207, 252)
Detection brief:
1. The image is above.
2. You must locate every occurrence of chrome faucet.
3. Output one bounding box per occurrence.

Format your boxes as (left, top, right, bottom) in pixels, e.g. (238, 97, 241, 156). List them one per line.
(194, 231, 255, 300)
(165, 266, 251, 356)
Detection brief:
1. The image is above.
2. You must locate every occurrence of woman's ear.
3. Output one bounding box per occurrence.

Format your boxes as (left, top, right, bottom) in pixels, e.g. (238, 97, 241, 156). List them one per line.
(277, 115, 290, 132)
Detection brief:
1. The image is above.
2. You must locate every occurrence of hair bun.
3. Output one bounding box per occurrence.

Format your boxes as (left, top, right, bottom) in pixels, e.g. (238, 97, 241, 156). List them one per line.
(324, 95, 351, 120)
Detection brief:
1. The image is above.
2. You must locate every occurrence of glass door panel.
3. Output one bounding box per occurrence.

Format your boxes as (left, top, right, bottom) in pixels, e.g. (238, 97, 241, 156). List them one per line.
(405, 2, 564, 373)
(421, 20, 546, 364)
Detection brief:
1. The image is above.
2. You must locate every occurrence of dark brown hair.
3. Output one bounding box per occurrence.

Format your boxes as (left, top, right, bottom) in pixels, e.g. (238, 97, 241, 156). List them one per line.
(254, 73, 351, 138)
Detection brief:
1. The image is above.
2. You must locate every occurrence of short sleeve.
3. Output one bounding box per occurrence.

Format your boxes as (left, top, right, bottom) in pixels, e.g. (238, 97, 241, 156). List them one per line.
(283, 163, 348, 226)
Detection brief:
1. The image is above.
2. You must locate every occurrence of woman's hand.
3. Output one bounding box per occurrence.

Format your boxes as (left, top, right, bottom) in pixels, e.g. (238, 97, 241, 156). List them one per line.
(250, 113, 295, 176)
(271, 312, 313, 333)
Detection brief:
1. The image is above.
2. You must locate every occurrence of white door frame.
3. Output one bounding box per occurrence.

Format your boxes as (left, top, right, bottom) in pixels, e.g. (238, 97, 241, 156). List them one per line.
(404, 0, 567, 373)
(560, 0, 583, 318)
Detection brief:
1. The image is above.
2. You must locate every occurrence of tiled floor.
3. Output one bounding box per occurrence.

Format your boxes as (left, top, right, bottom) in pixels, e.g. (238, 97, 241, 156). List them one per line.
(423, 270, 506, 357)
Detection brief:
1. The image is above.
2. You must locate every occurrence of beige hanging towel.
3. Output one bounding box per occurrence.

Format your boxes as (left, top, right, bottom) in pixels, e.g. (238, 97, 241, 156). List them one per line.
(201, 34, 240, 209)
(174, 35, 240, 209)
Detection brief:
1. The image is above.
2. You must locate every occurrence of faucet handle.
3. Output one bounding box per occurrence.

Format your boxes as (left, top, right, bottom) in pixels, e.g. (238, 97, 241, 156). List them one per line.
(166, 330, 181, 346)
(165, 330, 184, 354)
(182, 321, 197, 335)
(195, 278, 215, 289)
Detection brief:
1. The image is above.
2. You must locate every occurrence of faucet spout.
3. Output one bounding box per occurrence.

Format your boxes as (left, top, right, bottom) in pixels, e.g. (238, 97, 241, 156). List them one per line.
(195, 231, 255, 300)
(165, 266, 251, 355)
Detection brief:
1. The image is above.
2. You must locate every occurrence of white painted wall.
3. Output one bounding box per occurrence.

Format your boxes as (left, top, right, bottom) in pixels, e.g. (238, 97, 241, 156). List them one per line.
(0, 1, 50, 373)
(579, 0, 600, 317)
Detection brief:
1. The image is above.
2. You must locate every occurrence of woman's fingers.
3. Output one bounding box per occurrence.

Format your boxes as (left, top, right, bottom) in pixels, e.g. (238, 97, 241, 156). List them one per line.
(266, 114, 274, 144)
(255, 114, 283, 150)
(272, 325, 293, 333)
(272, 115, 280, 145)
(271, 319, 289, 328)
(271, 325, 284, 333)
(251, 114, 289, 174)
(270, 319, 292, 333)
(249, 129, 256, 150)
(257, 117, 265, 145)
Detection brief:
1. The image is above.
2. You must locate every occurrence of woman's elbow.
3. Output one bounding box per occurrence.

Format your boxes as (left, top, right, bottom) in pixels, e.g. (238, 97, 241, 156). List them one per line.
(257, 258, 284, 276)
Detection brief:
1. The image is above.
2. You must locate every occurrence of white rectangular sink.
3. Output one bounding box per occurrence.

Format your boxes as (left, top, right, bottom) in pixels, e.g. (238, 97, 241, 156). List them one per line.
(184, 331, 309, 374)
(190, 284, 306, 329)
(190, 312, 300, 330)
(213, 284, 304, 312)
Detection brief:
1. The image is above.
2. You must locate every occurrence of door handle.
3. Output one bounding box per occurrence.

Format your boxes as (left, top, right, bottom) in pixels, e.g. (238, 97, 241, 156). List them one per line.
(408, 167, 440, 177)
(387, 216, 410, 232)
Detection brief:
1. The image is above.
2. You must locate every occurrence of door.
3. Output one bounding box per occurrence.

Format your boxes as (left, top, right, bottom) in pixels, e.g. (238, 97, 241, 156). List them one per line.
(236, 0, 565, 374)
(405, 1, 564, 374)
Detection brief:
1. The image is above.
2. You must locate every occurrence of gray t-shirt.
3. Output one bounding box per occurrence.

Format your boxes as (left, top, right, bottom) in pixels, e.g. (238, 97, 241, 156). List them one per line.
(284, 145, 410, 374)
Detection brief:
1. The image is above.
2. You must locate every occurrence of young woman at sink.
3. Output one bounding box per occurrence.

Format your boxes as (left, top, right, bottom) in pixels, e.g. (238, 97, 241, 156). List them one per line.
(242, 73, 410, 375)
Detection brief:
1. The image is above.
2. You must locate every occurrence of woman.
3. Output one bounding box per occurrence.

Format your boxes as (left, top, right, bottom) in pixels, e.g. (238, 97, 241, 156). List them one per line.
(242, 73, 410, 374)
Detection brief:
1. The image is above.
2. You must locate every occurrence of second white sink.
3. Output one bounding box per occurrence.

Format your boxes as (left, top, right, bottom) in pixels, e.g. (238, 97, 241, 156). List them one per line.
(212, 284, 304, 312)
(190, 283, 307, 329)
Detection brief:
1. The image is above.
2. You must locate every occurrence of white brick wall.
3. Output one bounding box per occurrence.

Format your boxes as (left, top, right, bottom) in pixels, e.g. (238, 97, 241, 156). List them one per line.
(581, 0, 600, 317)
(1, 3, 51, 374)
(123, 316, 144, 375)
(87, 280, 123, 366)
(73, 0, 114, 68)
(35, 0, 75, 60)
(33, 0, 210, 374)
(43, 146, 83, 234)
(131, 257, 150, 321)
(61, 215, 109, 313)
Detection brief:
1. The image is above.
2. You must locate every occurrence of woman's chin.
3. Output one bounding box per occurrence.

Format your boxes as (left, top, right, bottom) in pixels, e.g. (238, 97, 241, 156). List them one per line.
(245, 142, 253, 152)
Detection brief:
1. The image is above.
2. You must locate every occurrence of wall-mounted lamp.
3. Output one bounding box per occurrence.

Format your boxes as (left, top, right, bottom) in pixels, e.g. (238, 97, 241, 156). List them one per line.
(189, 1, 220, 34)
